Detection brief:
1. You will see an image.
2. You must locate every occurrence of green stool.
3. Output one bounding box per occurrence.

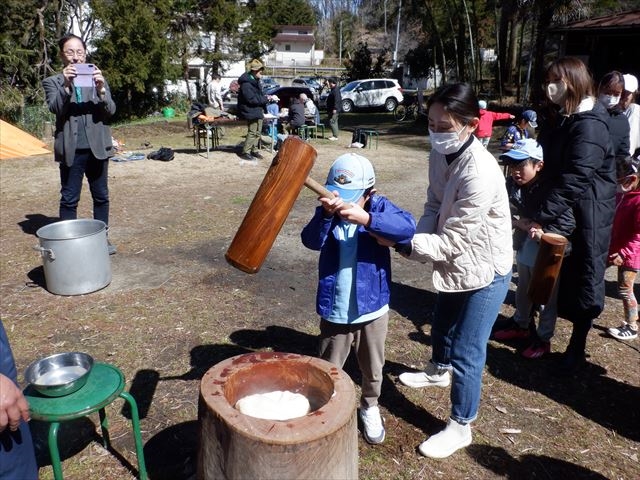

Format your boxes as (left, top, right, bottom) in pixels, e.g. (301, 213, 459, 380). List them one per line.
(297, 125, 309, 140)
(361, 129, 379, 149)
(24, 363, 148, 480)
(304, 124, 317, 140)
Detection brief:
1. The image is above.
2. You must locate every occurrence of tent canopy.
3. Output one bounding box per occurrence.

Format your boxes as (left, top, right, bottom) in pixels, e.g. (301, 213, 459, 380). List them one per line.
(0, 120, 51, 160)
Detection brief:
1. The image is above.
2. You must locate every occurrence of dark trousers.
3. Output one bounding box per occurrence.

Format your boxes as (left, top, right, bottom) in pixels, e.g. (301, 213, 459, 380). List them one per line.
(59, 150, 110, 225)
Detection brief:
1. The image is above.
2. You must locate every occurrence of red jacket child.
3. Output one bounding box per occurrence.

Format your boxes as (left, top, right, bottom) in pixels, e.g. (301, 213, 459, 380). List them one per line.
(476, 101, 514, 143)
(609, 190, 640, 270)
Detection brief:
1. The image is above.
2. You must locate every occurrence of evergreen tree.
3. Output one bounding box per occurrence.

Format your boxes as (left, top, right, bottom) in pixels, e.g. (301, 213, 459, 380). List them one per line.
(0, 0, 67, 116)
(91, 0, 179, 118)
(344, 42, 373, 81)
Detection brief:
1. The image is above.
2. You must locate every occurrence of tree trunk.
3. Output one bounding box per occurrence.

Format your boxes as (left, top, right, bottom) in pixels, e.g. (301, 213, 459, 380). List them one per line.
(498, 0, 513, 85)
(507, 19, 519, 86)
(531, 3, 555, 106)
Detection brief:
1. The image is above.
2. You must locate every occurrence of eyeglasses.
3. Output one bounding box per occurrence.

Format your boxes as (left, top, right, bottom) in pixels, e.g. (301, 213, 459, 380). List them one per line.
(63, 49, 86, 58)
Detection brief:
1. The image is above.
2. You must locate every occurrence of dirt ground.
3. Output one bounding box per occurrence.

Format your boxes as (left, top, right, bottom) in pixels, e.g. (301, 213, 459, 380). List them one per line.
(0, 117, 638, 480)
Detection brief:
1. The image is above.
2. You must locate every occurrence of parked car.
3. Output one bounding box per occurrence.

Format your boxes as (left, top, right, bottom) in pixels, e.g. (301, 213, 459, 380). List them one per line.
(264, 86, 315, 110)
(260, 76, 280, 91)
(340, 78, 403, 113)
(291, 76, 324, 95)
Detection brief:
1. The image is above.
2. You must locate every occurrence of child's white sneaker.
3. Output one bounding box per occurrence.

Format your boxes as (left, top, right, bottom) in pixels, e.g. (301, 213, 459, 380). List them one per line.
(359, 406, 385, 444)
(608, 323, 638, 340)
(398, 362, 451, 388)
(418, 418, 472, 459)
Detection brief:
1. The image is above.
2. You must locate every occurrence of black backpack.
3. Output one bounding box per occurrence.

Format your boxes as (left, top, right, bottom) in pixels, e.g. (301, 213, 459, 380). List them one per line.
(351, 128, 368, 148)
(147, 147, 175, 161)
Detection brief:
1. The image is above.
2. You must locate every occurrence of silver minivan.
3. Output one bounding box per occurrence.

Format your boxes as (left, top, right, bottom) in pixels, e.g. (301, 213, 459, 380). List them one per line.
(340, 78, 404, 112)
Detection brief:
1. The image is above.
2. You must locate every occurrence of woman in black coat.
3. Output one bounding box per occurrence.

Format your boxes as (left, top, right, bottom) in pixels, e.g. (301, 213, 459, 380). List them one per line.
(597, 71, 631, 156)
(532, 57, 616, 374)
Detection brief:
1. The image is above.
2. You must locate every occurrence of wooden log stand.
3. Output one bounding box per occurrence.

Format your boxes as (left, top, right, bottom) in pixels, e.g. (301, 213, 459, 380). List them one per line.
(197, 352, 358, 480)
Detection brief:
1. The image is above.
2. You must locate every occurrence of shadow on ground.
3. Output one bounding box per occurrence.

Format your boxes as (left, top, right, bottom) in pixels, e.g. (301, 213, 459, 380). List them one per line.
(486, 341, 640, 442)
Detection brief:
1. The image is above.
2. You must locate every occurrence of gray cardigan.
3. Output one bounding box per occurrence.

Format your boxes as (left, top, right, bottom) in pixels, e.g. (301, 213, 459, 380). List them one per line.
(42, 73, 116, 166)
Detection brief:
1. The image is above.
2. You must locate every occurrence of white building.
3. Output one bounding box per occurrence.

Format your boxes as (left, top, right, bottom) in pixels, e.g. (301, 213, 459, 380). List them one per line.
(267, 25, 324, 67)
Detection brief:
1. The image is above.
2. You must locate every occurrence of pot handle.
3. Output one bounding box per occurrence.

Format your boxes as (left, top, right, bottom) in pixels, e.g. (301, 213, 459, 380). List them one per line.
(33, 245, 55, 260)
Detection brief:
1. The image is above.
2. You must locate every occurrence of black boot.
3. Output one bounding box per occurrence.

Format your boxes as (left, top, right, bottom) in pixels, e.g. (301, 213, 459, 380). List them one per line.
(556, 320, 591, 376)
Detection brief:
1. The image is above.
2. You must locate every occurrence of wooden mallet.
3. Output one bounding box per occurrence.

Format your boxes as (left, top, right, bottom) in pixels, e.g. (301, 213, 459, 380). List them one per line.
(225, 136, 334, 274)
(527, 232, 569, 305)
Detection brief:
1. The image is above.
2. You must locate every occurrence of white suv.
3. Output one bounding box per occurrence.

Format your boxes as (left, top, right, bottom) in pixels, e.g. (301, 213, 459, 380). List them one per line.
(340, 78, 403, 112)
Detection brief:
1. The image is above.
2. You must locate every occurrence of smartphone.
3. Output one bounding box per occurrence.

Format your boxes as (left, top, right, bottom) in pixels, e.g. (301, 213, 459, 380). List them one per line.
(74, 63, 95, 87)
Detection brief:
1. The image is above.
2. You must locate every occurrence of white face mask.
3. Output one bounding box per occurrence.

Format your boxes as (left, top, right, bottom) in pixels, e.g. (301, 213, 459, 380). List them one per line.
(429, 125, 467, 155)
(598, 94, 621, 109)
(546, 81, 568, 105)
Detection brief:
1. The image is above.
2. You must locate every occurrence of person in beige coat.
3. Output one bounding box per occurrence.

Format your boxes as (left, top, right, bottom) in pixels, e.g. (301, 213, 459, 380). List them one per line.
(391, 83, 513, 459)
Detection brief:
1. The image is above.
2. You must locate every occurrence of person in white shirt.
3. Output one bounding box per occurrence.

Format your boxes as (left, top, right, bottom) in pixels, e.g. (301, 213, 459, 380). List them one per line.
(621, 74, 640, 155)
(207, 75, 224, 111)
(300, 93, 317, 118)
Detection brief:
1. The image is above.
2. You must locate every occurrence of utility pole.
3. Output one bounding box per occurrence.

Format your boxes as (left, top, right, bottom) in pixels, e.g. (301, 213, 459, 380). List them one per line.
(384, 0, 387, 35)
(393, 0, 402, 65)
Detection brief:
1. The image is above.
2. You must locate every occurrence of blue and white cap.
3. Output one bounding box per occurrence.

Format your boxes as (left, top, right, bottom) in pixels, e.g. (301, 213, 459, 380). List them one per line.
(325, 153, 376, 202)
(499, 138, 543, 163)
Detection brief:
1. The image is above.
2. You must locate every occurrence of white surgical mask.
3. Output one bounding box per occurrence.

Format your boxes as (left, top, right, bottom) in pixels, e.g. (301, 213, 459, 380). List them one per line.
(598, 93, 621, 109)
(429, 125, 467, 155)
(546, 81, 568, 105)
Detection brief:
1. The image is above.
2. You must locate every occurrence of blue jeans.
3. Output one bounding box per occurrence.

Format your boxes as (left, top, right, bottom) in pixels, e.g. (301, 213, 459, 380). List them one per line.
(431, 271, 511, 424)
(59, 150, 110, 225)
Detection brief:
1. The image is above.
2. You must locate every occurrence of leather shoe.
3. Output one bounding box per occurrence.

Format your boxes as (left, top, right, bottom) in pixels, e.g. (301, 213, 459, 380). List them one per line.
(238, 153, 255, 161)
(250, 151, 264, 159)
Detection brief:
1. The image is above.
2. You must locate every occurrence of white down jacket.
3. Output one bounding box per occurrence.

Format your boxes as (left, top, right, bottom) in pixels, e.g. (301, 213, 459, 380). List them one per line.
(409, 137, 513, 292)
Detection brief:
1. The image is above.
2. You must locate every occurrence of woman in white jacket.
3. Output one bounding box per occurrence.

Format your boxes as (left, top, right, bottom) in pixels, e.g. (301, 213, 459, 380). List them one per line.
(396, 83, 513, 458)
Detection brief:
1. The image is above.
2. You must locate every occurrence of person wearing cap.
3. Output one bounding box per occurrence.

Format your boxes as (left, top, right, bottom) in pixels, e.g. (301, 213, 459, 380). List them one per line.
(236, 58, 277, 161)
(492, 139, 575, 359)
(620, 73, 639, 155)
(301, 153, 416, 446)
(325, 77, 342, 141)
(499, 109, 537, 151)
(597, 71, 630, 156)
(476, 100, 514, 147)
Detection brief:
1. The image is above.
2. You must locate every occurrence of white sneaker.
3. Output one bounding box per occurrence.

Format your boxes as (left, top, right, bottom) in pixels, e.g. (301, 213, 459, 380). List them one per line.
(398, 362, 451, 388)
(608, 323, 638, 340)
(418, 418, 472, 459)
(328, 136, 338, 141)
(359, 406, 385, 444)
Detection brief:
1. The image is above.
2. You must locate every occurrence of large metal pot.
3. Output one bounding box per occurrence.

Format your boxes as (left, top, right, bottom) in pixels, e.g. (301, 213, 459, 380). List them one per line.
(35, 219, 111, 295)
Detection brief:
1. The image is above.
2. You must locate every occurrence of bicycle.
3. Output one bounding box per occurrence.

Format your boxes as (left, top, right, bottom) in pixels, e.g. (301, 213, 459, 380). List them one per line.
(393, 100, 421, 122)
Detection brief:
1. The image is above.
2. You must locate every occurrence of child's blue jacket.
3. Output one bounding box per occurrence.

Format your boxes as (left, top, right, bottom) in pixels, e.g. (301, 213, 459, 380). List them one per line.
(301, 195, 416, 320)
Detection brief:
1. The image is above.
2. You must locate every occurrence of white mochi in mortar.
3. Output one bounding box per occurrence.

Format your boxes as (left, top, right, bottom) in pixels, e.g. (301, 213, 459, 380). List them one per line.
(235, 390, 311, 420)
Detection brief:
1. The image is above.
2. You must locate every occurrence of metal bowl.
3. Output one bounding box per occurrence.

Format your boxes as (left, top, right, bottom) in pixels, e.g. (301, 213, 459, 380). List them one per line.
(24, 352, 94, 397)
